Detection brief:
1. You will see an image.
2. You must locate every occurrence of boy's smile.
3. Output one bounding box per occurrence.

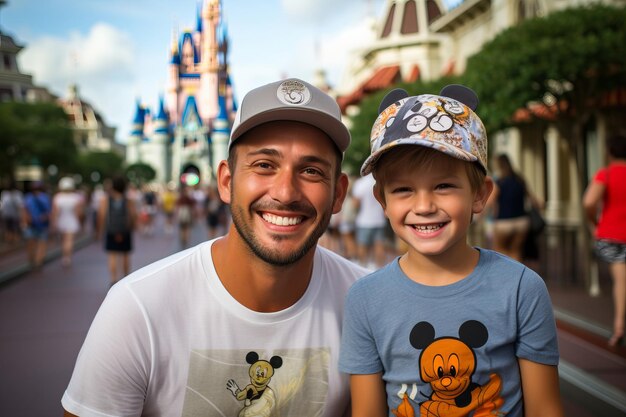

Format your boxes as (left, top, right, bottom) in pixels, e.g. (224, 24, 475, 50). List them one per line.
(377, 152, 491, 266)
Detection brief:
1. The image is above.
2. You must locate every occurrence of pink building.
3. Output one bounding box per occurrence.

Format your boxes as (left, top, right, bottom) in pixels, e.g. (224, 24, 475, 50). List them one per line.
(126, 0, 236, 185)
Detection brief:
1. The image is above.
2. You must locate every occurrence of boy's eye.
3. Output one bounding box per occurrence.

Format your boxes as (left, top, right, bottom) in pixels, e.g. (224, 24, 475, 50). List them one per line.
(436, 183, 455, 190)
(391, 186, 411, 193)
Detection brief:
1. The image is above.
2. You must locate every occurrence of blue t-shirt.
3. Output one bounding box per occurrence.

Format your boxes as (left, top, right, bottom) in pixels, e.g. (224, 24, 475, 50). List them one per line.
(339, 249, 558, 417)
(23, 192, 51, 230)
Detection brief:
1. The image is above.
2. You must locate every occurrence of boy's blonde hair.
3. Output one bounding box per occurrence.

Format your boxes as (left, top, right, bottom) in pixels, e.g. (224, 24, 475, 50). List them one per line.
(372, 146, 486, 204)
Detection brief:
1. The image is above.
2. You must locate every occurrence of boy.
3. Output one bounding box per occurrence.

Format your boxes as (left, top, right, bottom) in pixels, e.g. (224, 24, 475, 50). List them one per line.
(339, 86, 563, 416)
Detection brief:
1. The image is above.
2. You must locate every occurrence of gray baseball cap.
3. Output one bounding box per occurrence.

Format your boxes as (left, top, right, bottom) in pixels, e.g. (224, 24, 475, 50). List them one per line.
(229, 78, 351, 152)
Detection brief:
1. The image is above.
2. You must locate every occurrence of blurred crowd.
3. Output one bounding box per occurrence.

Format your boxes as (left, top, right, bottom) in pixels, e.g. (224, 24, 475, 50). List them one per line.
(0, 176, 231, 276)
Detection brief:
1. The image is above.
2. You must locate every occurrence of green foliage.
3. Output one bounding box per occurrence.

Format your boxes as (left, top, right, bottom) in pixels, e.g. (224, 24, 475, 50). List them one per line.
(0, 101, 77, 181)
(464, 4, 626, 132)
(77, 151, 125, 185)
(344, 76, 464, 174)
(125, 162, 156, 185)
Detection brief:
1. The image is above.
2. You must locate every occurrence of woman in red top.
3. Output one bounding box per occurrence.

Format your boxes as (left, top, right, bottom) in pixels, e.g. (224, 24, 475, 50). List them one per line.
(583, 134, 626, 347)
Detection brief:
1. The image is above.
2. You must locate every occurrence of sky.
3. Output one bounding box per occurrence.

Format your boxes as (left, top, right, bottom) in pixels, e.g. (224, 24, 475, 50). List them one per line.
(1, 0, 450, 144)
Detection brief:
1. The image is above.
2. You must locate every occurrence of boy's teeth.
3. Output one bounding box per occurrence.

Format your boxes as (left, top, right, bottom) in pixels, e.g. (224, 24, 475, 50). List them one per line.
(414, 223, 443, 232)
(262, 213, 302, 226)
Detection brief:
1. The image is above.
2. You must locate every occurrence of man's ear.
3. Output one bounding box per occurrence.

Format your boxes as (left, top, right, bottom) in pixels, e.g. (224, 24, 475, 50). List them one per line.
(332, 173, 349, 215)
(216, 159, 232, 204)
(473, 176, 494, 214)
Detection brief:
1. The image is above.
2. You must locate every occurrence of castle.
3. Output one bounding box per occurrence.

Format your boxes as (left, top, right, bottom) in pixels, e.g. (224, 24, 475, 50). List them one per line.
(125, 0, 236, 185)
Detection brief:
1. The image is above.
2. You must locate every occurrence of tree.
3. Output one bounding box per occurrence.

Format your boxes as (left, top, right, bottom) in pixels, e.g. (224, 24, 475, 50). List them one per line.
(464, 4, 626, 136)
(463, 3, 626, 285)
(77, 151, 125, 185)
(125, 162, 156, 185)
(0, 102, 77, 182)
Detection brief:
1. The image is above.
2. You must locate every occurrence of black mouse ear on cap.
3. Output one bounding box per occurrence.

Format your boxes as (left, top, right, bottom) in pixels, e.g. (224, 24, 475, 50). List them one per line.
(439, 84, 479, 111)
(378, 88, 409, 114)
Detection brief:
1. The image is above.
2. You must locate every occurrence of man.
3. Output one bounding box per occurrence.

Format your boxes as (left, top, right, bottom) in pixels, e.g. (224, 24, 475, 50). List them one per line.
(62, 78, 369, 417)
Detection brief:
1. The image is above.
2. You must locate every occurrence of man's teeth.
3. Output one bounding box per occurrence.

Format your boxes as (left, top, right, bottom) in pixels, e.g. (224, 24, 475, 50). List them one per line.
(414, 223, 444, 232)
(262, 213, 303, 226)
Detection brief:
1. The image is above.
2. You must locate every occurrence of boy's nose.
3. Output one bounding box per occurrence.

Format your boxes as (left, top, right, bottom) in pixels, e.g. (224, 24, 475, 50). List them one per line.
(412, 192, 436, 215)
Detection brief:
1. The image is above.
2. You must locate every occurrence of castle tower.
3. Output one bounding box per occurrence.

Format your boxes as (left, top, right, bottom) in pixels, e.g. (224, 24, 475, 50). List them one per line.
(150, 96, 170, 183)
(198, 0, 220, 122)
(127, 0, 236, 184)
(126, 99, 145, 164)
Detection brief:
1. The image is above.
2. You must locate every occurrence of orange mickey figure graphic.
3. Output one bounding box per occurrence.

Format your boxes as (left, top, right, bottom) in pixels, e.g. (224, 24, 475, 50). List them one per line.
(409, 321, 504, 417)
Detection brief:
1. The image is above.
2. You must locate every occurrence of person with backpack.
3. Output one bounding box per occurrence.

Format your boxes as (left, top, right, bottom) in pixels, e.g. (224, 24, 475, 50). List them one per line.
(22, 181, 51, 270)
(97, 176, 137, 286)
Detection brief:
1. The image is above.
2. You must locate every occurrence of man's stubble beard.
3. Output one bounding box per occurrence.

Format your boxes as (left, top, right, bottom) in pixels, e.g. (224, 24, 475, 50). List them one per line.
(229, 185, 334, 267)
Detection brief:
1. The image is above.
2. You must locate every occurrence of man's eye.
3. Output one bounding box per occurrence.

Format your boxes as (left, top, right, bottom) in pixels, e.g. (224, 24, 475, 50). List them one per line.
(303, 168, 323, 176)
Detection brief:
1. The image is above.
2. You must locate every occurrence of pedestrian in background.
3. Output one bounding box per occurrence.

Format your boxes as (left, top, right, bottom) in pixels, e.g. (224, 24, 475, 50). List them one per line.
(176, 185, 195, 248)
(97, 176, 136, 286)
(89, 183, 107, 234)
(204, 183, 227, 239)
(338, 175, 358, 261)
(51, 176, 84, 267)
(1, 180, 24, 244)
(22, 181, 51, 270)
(583, 133, 626, 347)
(352, 172, 388, 269)
(161, 182, 177, 235)
(490, 153, 542, 262)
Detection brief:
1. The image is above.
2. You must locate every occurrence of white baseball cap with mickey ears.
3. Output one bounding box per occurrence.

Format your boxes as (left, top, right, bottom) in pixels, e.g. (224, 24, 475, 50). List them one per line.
(360, 84, 488, 176)
(229, 78, 351, 153)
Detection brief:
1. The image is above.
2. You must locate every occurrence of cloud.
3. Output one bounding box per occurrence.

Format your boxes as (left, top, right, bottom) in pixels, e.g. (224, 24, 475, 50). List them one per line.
(20, 23, 135, 91)
(18, 23, 138, 142)
(281, 0, 368, 22)
(317, 18, 377, 90)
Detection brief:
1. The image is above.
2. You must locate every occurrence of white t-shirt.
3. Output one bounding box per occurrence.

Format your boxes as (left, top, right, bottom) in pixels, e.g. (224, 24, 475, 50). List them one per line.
(351, 174, 387, 228)
(53, 192, 82, 234)
(62, 239, 368, 417)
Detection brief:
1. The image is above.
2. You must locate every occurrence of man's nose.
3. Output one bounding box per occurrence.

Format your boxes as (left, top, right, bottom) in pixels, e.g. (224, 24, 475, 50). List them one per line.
(269, 169, 302, 204)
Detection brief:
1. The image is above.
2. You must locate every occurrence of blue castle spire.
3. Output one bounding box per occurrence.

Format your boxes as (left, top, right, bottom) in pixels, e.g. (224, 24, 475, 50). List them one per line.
(130, 99, 145, 136)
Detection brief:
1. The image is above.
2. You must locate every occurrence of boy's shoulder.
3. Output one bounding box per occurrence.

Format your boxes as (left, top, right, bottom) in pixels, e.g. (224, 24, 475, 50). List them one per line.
(348, 260, 399, 292)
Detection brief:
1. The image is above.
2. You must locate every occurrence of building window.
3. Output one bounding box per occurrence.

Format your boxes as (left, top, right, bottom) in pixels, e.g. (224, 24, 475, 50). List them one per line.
(401, 0, 418, 34)
(0, 87, 13, 101)
(517, 0, 541, 21)
(426, 0, 442, 24)
(381, 2, 396, 38)
(3, 54, 12, 70)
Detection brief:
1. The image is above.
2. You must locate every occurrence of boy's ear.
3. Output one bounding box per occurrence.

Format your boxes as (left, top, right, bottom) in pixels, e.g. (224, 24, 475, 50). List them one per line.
(472, 176, 494, 214)
(373, 182, 386, 209)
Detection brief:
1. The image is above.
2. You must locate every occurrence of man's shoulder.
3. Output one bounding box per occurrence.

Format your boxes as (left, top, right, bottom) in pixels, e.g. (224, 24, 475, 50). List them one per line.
(123, 242, 210, 288)
(316, 246, 370, 278)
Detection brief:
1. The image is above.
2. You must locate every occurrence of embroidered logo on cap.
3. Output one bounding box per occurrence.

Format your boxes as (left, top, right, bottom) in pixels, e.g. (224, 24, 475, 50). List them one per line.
(276, 79, 312, 106)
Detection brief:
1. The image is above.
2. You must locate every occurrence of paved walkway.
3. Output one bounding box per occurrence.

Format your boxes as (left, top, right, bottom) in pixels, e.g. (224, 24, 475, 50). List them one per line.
(1, 218, 625, 416)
